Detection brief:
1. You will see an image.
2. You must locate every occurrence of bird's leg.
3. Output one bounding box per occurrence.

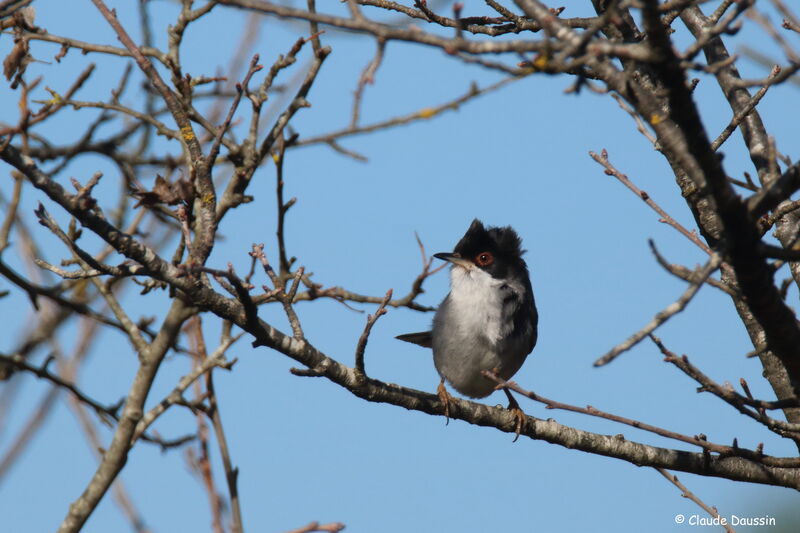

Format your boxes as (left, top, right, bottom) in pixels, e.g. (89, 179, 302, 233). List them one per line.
(437, 378, 454, 425)
(487, 368, 527, 441)
(503, 386, 526, 443)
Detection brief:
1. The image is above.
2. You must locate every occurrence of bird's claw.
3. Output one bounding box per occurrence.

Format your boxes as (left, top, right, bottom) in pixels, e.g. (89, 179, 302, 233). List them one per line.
(508, 405, 525, 443)
(504, 387, 526, 442)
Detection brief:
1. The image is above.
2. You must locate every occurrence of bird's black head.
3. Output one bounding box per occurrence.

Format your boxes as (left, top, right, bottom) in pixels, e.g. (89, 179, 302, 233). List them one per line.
(434, 219, 528, 280)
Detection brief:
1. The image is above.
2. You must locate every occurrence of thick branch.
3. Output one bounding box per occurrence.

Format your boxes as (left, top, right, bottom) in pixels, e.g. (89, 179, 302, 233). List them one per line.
(57, 300, 194, 533)
(639, 0, 800, 394)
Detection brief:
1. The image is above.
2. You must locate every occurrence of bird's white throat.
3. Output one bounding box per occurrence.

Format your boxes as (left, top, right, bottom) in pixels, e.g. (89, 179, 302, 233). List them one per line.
(447, 266, 506, 345)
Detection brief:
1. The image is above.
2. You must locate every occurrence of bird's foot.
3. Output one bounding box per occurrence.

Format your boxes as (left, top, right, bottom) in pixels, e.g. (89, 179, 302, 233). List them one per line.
(503, 385, 526, 443)
(437, 379, 454, 425)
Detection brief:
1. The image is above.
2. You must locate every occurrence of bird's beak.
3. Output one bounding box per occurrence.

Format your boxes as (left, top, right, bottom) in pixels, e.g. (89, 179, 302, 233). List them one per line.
(434, 252, 473, 270)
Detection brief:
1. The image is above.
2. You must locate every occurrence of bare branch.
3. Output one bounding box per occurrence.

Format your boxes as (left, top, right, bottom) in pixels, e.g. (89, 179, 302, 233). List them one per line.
(132, 334, 239, 443)
(650, 335, 800, 440)
(590, 149, 712, 255)
(57, 299, 194, 533)
(655, 469, 735, 533)
(283, 521, 346, 533)
(482, 371, 799, 468)
(595, 254, 722, 367)
(0, 352, 120, 423)
(354, 289, 392, 376)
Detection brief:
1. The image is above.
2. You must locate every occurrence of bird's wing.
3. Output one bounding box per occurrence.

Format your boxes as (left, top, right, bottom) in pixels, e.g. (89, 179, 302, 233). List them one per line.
(395, 331, 433, 348)
(527, 311, 538, 353)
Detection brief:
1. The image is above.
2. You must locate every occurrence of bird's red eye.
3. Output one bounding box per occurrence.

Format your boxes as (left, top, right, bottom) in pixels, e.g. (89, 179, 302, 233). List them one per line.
(475, 252, 493, 267)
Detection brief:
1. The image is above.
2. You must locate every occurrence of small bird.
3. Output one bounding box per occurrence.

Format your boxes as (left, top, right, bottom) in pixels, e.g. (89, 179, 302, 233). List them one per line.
(397, 219, 538, 432)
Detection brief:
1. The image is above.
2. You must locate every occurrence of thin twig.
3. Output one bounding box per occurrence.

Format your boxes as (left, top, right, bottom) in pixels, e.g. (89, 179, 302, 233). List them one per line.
(655, 469, 736, 533)
(590, 149, 713, 255)
(184, 316, 226, 533)
(594, 254, 722, 367)
(132, 335, 239, 443)
(296, 77, 518, 149)
(354, 289, 392, 376)
(206, 362, 243, 533)
(0, 352, 120, 422)
(274, 133, 294, 275)
(650, 335, 800, 439)
(0, 387, 58, 481)
(251, 244, 306, 339)
(207, 54, 263, 168)
(351, 38, 386, 128)
(649, 240, 736, 296)
(0, 172, 23, 252)
(283, 521, 345, 533)
(711, 65, 781, 151)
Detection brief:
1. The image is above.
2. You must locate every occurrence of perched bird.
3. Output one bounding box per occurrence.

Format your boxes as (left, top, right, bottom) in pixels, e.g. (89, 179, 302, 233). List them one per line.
(397, 219, 538, 431)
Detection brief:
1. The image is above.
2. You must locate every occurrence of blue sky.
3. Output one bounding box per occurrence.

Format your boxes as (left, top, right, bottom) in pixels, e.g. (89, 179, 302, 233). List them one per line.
(1, 1, 799, 532)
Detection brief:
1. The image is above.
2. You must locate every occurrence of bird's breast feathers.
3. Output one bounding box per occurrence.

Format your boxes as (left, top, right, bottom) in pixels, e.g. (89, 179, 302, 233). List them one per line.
(447, 266, 523, 345)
